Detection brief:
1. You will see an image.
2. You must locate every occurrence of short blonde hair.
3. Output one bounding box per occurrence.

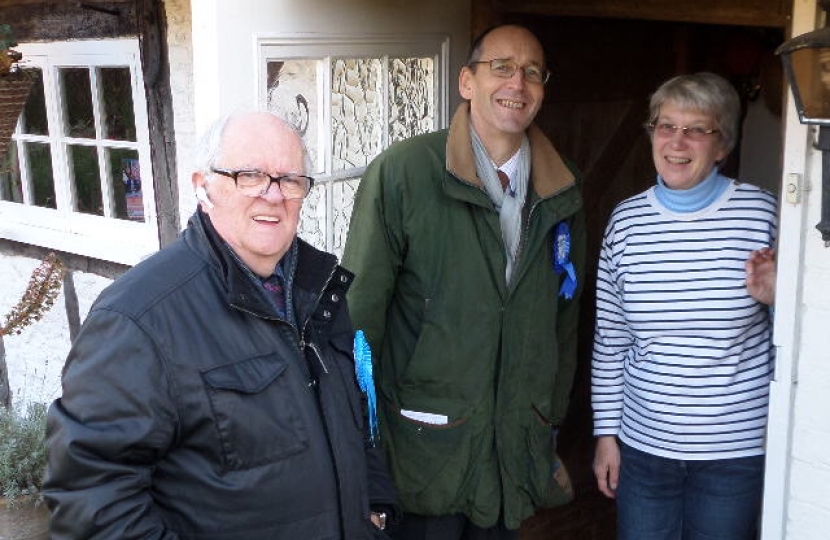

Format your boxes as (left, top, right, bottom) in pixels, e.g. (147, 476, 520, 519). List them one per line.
(648, 72, 741, 154)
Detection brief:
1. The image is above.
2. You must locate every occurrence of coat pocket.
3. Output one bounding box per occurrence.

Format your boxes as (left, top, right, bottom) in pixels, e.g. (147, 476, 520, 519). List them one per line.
(202, 354, 309, 470)
(526, 406, 574, 508)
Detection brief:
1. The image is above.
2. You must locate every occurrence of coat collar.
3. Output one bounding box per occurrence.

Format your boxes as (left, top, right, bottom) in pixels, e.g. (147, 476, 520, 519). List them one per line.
(445, 103, 575, 199)
(186, 210, 348, 326)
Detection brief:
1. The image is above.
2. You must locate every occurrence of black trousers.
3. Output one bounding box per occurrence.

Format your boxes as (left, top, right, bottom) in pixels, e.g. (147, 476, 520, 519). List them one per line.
(391, 513, 519, 540)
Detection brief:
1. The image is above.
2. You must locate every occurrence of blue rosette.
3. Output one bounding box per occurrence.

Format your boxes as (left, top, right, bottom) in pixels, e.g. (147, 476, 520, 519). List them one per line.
(552, 221, 577, 300)
(353, 330, 378, 445)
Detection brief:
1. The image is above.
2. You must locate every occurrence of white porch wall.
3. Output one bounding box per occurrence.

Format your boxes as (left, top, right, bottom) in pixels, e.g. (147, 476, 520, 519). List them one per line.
(765, 0, 830, 537)
(786, 137, 830, 538)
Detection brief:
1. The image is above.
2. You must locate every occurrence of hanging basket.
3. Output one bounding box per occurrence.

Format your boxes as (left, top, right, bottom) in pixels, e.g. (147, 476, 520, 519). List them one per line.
(0, 68, 34, 160)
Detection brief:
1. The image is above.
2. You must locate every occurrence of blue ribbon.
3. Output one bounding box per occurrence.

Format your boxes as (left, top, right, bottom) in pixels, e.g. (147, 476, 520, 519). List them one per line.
(354, 330, 378, 445)
(552, 221, 577, 300)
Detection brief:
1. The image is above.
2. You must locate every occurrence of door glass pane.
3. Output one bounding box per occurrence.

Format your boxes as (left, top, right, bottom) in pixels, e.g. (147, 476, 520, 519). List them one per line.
(332, 178, 360, 258)
(22, 69, 48, 135)
(27, 142, 56, 208)
(0, 143, 24, 203)
(100, 68, 136, 141)
(108, 148, 143, 221)
(298, 182, 326, 248)
(267, 59, 321, 174)
(389, 57, 435, 143)
(69, 144, 102, 215)
(61, 68, 95, 138)
(331, 58, 382, 170)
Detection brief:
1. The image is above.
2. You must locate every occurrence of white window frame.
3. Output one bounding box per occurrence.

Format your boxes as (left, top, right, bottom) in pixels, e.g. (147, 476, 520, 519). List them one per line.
(1, 39, 158, 265)
(255, 34, 449, 253)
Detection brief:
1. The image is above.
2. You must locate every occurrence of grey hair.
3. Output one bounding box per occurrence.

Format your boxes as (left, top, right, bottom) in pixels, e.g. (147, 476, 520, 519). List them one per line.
(192, 109, 312, 179)
(648, 72, 741, 154)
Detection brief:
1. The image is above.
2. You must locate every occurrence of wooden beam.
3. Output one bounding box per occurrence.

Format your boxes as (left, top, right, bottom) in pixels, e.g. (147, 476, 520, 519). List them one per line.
(494, 0, 792, 28)
(0, 0, 133, 6)
(138, 0, 180, 247)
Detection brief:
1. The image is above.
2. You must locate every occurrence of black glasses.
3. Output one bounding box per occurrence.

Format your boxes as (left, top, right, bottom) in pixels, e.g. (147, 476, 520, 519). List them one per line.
(646, 122, 720, 142)
(210, 168, 314, 199)
(469, 58, 550, 85)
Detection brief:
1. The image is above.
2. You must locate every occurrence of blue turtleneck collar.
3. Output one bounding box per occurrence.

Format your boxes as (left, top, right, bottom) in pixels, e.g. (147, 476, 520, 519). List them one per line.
(654, 169, 730, 213)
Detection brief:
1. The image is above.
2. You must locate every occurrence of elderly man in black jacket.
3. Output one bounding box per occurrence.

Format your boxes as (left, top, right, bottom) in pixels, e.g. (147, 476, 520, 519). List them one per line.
(43, 111, 398, 539)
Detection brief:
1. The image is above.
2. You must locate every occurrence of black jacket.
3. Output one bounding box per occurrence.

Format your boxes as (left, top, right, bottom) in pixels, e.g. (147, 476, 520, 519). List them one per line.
(44, 212, 397, 539)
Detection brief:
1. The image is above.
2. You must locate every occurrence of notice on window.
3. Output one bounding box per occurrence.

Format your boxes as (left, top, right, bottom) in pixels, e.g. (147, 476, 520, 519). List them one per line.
(122, 158, 144, 221)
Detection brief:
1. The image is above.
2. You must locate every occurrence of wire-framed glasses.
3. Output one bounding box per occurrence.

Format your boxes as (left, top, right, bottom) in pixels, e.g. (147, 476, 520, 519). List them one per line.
(210, 168, 314, 199)
(646, 122, 720, 142)
(469, 58, 551, 84)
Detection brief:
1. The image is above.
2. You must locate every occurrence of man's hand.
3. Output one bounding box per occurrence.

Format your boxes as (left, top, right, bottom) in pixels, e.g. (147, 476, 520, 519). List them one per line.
(746, 247, 776, 306)
(593, 435, 620, 499)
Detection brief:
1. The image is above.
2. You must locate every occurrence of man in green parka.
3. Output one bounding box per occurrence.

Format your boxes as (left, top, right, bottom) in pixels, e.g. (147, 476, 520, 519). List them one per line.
(342, 24, 585, 540)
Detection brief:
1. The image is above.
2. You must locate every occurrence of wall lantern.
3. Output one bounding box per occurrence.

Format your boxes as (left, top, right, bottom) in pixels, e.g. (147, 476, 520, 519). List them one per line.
(776, 1, 830, 245)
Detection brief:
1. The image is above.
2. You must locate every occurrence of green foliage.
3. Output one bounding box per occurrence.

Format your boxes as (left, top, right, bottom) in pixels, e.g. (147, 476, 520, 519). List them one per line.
(0, 403, 47, 504)
(0, 24, 16, 51)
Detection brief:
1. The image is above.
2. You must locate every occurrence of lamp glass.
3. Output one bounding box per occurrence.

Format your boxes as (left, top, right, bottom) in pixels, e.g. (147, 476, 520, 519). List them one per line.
(788, 47, 830, 123)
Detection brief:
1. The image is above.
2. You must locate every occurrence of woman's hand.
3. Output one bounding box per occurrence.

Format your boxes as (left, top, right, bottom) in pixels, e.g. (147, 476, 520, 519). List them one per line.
(746, 247, 776, 306)
(593, 435, 621, 499)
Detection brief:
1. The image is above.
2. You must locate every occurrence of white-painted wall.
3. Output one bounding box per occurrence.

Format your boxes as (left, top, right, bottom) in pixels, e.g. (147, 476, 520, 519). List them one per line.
(165, 0, 199, 231)
(0, 254, 112, 410)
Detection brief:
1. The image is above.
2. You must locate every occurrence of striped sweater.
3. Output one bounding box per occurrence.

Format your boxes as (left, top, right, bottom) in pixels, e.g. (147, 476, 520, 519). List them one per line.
(591, 179, 777, 460)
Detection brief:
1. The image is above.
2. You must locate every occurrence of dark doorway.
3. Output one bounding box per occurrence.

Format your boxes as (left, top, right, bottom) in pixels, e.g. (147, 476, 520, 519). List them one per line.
(505, 15, 785, 540)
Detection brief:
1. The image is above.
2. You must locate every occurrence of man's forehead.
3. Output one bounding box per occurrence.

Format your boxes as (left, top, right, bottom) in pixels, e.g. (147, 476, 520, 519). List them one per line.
(480, 29, 544, 64)
(220, 116, 303, 165)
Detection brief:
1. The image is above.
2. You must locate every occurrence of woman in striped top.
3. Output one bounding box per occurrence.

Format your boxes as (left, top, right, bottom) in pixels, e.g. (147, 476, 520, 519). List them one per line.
(591, 72, 777, 540)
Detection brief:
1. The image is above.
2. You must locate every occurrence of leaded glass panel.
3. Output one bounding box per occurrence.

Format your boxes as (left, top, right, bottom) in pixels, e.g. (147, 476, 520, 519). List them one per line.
(389, 57, 434, 143)
(267, 59, 321, 174)
(331, 58, 382, 170)
(332, 178, 360, 258)
(298, 181, 326, 248)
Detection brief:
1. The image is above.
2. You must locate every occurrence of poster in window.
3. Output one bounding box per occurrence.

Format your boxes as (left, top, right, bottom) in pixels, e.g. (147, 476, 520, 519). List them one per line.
(122, 158, 144, 221)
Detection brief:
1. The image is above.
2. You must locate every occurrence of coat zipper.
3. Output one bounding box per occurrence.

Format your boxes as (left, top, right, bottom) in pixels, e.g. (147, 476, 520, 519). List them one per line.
(298, 263, 339, 375)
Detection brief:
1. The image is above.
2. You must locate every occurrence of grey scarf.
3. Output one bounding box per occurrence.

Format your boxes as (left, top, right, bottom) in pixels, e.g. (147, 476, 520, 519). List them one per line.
(470, 126, 531, 284)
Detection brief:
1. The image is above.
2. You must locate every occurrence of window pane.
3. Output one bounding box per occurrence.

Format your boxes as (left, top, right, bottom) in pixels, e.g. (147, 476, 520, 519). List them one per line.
(389, 57, 434, 143)
(0, 143, 24, 203)
(27, 142, 56, 208)
(100, 68, 136, 141)
(22, 69, 48, 135)
(61, 68, 95, 138)
(69, 144, 102, 215)
(331, 58, 382, 170)
(108, 148, 144, 222)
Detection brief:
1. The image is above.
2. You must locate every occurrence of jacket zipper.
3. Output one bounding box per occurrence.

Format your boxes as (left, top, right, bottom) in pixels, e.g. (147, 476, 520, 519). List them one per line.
(298, 264, 339, 375)
(306, 342, 329, 375)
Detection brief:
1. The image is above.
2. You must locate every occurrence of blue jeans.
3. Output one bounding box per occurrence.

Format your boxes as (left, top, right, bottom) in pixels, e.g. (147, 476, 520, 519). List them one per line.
(616, 442, 764, 540)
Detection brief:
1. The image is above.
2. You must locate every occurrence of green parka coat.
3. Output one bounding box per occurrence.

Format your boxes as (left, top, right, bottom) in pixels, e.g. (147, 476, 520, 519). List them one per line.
(342, 104, 585, 530)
